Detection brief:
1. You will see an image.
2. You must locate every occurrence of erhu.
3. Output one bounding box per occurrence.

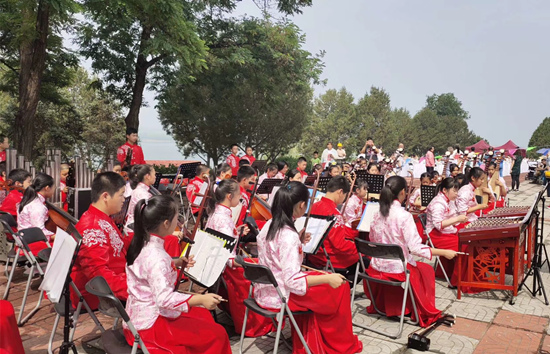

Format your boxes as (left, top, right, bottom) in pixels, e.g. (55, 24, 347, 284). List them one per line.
(340, 171, 357, 224)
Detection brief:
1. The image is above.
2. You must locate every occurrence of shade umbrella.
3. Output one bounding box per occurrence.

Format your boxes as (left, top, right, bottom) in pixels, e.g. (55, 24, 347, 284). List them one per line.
(536, 148, 550, 155)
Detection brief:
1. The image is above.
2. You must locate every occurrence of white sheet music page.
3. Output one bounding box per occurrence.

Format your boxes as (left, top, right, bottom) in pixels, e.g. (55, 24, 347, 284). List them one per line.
(295, 217, 332, 254)
(193, 181, 209, 206)
(186, 229, 231, 287)
(357, 202, 380, 232)
(39, 227, 77, 303)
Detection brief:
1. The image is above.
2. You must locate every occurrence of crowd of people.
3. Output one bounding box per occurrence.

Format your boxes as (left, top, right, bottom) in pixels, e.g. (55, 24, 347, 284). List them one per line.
(1, 130, 550, 354)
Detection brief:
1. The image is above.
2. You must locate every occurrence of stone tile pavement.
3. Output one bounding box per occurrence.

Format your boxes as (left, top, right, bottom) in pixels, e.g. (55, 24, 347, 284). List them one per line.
(1, 177, 549, 353)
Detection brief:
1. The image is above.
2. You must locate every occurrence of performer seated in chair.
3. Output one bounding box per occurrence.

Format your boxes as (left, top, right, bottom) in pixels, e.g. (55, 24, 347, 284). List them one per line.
(125, 164, 181, 257)
(308, 176, 360, 278)
(185, 164, 210, 215)
(71, 172, 127, 310)
(367, 176, 457, 327)
(342, 179, 368, 239)
(60, 164, 70, 212)
(426, 177, 468, 287)
(408, 172, 433, 242)
(236, 165, 256, 226)
(0, 169, 32, 225)
(285, 169, 304, 183)
(256, 163, 278, 200)
(205, 179, 275, 337)
(456, 167, 492, 222)
(296, 156, 309, 182)
(275, 161, 289, 179)
(486, 161, 507, 210)
(254, 182, 363, 354)
(125, 195, 231, 354)
(214, 163, 232, 185)
(17, 173, 56, 254)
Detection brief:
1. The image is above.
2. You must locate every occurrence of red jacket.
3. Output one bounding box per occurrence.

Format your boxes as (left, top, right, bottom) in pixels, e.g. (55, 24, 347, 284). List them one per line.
(226, 154, 239, 176)
(240, 155, 256, 166)
(0, 150, 5, 163)
(308, 197, 359, 269)
(71, 205, 128, 310)
(186, 177, 206, 214)
(117, 142, 145, 168)
(0, 189, 22, 234)
(237, 185, 251, 226)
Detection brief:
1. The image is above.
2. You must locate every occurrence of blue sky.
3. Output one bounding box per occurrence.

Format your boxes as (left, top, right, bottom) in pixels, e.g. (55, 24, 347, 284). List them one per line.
(135, 0, 550, 159)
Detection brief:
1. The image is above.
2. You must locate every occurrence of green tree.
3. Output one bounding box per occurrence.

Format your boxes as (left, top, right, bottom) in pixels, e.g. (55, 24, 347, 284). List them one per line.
(300, 88, 357, 157)
(0, 0, 78, 159)
(158, 17, 322, 165)
(528, 117, 550, 155)
(426, 93, 470, 120)
(77, 0, 312, 131)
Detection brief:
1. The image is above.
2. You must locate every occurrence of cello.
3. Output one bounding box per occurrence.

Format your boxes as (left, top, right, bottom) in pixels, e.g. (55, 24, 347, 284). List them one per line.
(45, 201, 79, 233)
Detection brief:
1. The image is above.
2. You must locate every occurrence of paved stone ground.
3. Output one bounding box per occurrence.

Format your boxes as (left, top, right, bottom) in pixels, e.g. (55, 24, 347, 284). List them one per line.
(1, 175, 549, 353)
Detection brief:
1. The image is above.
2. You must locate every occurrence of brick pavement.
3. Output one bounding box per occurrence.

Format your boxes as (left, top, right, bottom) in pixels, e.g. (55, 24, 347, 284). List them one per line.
(1, 176, 549, 353)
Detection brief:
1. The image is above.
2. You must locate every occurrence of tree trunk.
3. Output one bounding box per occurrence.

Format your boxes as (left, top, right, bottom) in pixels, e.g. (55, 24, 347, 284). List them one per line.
(14, 1, 50, 160)
(125, 25, 152, 130)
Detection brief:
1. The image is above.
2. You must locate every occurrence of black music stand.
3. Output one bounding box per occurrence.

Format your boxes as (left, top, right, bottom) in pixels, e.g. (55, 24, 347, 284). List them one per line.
(153, 173, 163, 189)
(251, 160, 267, 174)
(420, 185, 437, 207)
(366, 174, 384, 194)
(354, 170, 369, 184)
(180, 162, 201, 180)
(256, 178, 284, 195)
(519, 183, 549, 305)
(317, 177, 333, 193)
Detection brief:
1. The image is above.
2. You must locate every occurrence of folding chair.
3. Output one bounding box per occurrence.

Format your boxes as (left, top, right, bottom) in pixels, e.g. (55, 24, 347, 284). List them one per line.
(37, 244, 106, 354)
(2, 227, 51, 325)
(235, 256, 312, 354)
(85, 276, 149, 354)
(418, 213, 452, 287)
(351, 239, 419, 339)
(0, 214, 18, 273)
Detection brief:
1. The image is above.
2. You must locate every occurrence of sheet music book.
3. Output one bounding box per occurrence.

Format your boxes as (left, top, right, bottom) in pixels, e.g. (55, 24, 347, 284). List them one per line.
(205, 228, 239, 252)
(231, 203, 242, 225)
(294, 215, 335, 254)
(193, 181, 209, 206)
(184, 229, 231, 287)
(357, 202, 380, 232)
(39, 227, 77, 303)
(267, 186, 281, 207)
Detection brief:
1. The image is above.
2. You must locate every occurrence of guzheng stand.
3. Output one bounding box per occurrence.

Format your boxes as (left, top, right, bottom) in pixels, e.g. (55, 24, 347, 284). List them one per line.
(519, 184, 549, 305)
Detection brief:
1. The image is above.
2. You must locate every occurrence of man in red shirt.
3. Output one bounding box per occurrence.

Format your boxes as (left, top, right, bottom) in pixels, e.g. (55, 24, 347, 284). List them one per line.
(0, 135, 8, 163)
(186, 164, 211, 214)
(308, 176, 359, 275)
(117, 128, 145, 168)
(240, 146, 256, 166)
(0, 169, 32, 227)
(71, 172, 128, 310)
(296, 156, 309, 182)
(226, 144, 240, 176)
(236, 166, 255, 226)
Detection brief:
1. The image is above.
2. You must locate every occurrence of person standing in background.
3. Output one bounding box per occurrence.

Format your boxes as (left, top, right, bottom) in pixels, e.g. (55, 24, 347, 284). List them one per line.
(117, 128, 145, 168)
(425, 147, 435, 174)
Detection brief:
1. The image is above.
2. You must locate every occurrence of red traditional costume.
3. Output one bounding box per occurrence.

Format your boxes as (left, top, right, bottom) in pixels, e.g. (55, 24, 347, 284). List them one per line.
(185, 177, 207, 215)
(226, 153, 239, 176)
(124, 235, 231, 354)
(125, 183, 181, 257)
(308, 197, 359, 269)
(117, 142, 145, 168)
(205, 204, 275, 337)
(17, 193, 52, 255)
(240, 154, 256, 165)
(60, 180, 68, 212)
(367, 200, 440, 327)
(71, 205, 128, 310)
(0, 150, 5, 163)
(255, 220, 362, 354)
(0, 189, 23, 234)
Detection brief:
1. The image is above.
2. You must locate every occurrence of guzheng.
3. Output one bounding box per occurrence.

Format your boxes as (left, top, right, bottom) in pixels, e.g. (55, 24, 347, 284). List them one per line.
(486, 205, 531, 218)
(457, 216, 535, 300)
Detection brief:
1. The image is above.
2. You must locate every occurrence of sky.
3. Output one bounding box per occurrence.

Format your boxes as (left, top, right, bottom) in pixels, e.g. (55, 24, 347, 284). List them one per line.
(135, 0, 550, 160)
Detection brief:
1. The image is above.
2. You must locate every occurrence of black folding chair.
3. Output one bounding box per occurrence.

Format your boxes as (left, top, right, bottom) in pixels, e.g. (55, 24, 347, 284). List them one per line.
(235, 256, 311, 354)
(0, 213, 19, 275)
(418, 213, 452, 287)
(351, 239, 419, 339)
(3, 227, 52, 325)
(85, 276, 148, 354)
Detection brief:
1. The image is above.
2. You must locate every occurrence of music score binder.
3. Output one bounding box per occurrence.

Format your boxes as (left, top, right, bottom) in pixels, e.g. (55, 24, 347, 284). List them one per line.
(357, 202, 380, 233)
(182, 229, 232, 288)
(294, 214, 336, 254)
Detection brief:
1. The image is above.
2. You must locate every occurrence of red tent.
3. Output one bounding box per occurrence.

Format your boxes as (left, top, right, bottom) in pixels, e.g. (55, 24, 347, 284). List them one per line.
(493, 140, 520, 150)
(465, 140, 490, 152)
